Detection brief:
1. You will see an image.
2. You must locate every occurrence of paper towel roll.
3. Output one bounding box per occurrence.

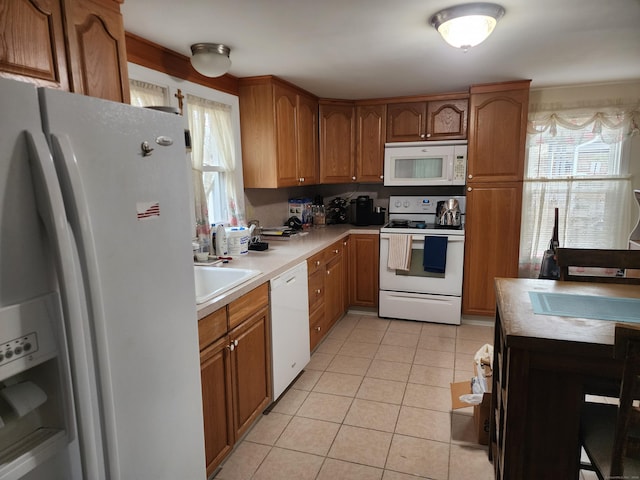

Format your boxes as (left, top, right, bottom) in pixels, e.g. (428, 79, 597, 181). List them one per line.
(1, 381, 48, 417)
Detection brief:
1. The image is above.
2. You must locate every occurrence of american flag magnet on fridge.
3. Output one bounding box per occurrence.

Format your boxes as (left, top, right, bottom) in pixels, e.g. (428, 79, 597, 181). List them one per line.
(137, 202, 160, 220)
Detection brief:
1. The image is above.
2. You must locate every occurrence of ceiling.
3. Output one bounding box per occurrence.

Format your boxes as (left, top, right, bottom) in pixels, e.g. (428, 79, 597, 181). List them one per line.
(122, 0, 640, 100)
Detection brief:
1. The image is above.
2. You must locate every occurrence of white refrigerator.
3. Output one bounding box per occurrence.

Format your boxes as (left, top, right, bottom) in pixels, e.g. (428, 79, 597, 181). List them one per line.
(0, 77, 206, 480)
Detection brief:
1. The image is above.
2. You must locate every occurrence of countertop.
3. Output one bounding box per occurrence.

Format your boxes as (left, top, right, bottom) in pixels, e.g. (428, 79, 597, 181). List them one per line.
(196, 224, 380, 319)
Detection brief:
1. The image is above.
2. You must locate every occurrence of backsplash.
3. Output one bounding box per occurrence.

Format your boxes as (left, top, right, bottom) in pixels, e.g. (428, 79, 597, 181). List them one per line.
(243, 184, 465, 228)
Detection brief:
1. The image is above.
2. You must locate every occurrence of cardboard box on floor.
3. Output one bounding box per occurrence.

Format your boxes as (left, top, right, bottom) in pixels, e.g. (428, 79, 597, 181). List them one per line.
(450, 362, 492, 445)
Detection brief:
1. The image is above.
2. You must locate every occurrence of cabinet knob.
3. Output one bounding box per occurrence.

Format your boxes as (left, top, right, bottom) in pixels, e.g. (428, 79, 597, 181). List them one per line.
(316, 288, 321, 295)
(228, 339, 238, 351)
(467, 187, 472, 192)
(300, 177, 305, 182)
(468, 174, 473, 179)
(380, 175, 383, 179)
(420, 133, 426, 139)
(426, 133, 431, 138)
(315, 326, 321, 332)
(352, 176, 356, 181)
(326, 269, 330, 275)
(334, 249, 339, 254)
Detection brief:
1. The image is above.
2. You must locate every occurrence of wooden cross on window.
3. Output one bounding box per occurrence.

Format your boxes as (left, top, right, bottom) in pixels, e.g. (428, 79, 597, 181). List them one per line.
(174, 88, 185, 115)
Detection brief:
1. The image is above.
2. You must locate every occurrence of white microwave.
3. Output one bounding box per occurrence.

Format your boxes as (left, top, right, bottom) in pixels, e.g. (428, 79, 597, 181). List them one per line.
(383, 140, 467, 186)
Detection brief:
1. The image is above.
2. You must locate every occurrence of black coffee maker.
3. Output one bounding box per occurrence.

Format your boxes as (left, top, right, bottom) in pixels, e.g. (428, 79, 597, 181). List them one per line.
(353, 195, 373, 226)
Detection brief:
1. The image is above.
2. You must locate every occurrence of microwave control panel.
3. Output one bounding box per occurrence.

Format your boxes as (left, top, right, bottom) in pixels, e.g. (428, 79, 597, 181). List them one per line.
(452, 146, 467, 184)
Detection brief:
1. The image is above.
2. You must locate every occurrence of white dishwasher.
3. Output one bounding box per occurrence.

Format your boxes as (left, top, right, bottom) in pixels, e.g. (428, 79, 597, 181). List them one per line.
(270, 261, 310, 400)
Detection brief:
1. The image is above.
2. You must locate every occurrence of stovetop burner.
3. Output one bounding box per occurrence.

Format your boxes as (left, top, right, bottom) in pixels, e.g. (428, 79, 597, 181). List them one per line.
(385, 220, 462, 230)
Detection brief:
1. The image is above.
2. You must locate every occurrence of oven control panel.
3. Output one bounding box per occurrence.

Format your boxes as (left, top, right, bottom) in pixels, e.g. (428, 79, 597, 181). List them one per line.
(389, 196, 466, 215)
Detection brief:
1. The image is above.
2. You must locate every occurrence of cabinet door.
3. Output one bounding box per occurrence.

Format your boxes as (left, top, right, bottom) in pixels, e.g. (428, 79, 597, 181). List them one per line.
(319, 103, 356, 184)
(297, 92, 319, 185)
(356, 104, 386, 183)
(230, 305, 272, 439)
(200, 334, 234, 477)
(426, 99, 468, 141)
(324, 241, 345, 328)
(64, 0, 129, 103)
(0, 0, 70, 90)
(386, 102, 427, 142)
(273, 83, 299, 186)
(349, 234, 380, 307)
(462, 182, 523, 316)
(467, 85, 529, 183)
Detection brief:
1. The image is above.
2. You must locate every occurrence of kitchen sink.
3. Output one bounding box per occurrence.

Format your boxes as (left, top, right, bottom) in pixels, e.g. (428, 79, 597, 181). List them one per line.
(194, 265, 261, 304)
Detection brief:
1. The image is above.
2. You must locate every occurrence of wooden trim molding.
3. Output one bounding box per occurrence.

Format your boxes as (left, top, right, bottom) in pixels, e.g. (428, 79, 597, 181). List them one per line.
(125, 32, 239, 96)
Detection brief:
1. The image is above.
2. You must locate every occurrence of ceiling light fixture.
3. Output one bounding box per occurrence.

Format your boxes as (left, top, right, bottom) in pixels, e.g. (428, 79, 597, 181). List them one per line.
(190, 43, 232, 77)
(430, 3, 505, 52)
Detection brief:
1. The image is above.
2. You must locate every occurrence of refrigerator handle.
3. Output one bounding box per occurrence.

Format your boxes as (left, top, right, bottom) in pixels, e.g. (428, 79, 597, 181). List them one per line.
(25, 131, 107, 480)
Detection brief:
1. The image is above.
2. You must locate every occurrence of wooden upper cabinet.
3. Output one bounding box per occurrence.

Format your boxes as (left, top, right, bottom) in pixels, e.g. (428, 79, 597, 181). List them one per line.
(296, 92, 319, 185)
(239, 76, 318, 188)
(0, 0, 129, 102)
(386, 98, 468, 142)
(427, 99, 468, 141)
(0, 0, 70, 90)
(356, 104, 386, 183)
(64, 0, 130, 103)
(386, 102, 427, 142)
(467, 81, 530, 183)
(273, 84, 299, 185)
(319, 101, 356, 184)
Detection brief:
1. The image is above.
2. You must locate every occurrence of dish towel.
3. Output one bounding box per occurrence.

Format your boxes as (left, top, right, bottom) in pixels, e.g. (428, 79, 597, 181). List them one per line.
(423, 236, 448, 273)
(387, 234, 412, 271)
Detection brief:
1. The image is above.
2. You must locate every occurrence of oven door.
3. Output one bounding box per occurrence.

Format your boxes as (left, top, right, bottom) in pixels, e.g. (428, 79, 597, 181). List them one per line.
(379, 232, 464, 296)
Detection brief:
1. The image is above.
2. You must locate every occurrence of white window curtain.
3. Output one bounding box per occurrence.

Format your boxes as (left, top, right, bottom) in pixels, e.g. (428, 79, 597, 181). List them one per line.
(519, 101, 639, 278)
(129, 79, 168, 107)
(187, 94, 244, 233)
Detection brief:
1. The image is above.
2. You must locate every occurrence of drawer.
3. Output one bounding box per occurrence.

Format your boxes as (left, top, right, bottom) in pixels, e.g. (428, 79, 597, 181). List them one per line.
(309, 308, 326, 352)
(198, 307, 228, 351)
(307, 251, 325, 275)
(228, 283, 269, 330)
(308, 270, 324, 311)
(324, 239, 343, 262)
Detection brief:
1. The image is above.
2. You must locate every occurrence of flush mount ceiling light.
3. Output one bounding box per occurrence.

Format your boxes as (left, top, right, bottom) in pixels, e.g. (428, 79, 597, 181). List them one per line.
(190, 43, 231, 77)
(430, 3, 505, 52)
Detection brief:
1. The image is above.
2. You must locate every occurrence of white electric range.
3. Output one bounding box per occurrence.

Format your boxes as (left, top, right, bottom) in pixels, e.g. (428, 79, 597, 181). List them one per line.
(379, 195, 466, 325)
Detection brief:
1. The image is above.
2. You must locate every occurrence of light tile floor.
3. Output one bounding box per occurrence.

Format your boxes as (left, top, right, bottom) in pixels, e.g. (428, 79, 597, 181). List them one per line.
(215, 312, 496, 480)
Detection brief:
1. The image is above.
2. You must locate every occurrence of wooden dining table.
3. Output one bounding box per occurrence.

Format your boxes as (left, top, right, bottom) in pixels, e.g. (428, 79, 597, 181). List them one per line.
(490, 278, 640, 480)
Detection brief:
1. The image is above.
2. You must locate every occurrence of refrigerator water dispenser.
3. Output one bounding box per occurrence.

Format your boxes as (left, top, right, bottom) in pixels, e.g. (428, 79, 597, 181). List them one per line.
(0, 293, 72, 480)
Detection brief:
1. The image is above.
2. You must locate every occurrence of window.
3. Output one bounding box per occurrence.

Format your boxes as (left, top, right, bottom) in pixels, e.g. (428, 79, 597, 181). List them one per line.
(129, 79, 168, 107)
(187, 94, 243, 229)
(519, 107, 637, 278)
(127, 64, 245, 237)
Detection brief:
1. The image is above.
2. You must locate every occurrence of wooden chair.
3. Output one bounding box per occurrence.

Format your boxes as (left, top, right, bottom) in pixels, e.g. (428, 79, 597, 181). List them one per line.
(580, 323, 640, 479)
(556, 248, 640, 285)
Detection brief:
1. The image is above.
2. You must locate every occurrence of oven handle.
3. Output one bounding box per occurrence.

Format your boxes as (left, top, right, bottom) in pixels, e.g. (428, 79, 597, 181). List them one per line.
(380, 233, 465, 243)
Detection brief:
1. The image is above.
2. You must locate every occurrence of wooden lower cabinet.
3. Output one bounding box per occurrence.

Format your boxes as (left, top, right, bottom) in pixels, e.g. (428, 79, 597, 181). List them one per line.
(324, 240, 345, 329)
(198, 284, 271, 476)
(230, 305, 272, 439)
(307, 239, 347, 350)
(462, 182, 523, 316)
(200, 334, 233, 476)
(349, 234, 379, 308)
